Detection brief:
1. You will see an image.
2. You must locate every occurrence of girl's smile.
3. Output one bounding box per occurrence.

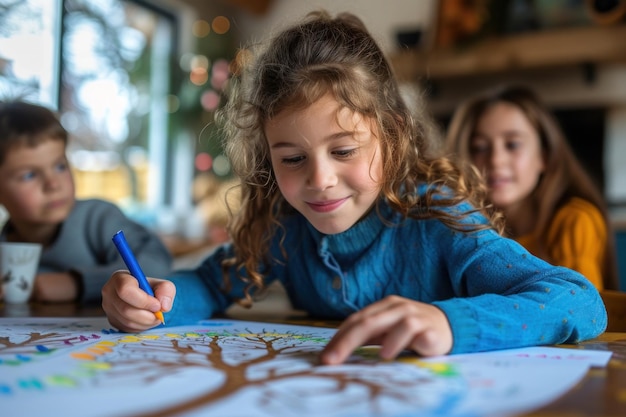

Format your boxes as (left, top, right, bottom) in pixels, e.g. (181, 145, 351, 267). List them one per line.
(486, 175, 512, 189)
(306, 197, 349, 213)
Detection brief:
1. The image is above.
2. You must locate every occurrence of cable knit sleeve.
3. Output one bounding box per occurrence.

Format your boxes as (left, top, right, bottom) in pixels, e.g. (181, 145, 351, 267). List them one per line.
(426, 199, 606, 354)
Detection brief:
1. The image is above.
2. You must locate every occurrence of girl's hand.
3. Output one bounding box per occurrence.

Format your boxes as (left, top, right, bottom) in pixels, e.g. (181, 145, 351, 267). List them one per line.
(101, 270, 175, 332)
(320, 295, 453, 365)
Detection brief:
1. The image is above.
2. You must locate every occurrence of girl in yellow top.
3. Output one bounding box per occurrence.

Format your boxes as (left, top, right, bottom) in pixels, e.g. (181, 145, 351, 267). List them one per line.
(445, 85, 618, 290)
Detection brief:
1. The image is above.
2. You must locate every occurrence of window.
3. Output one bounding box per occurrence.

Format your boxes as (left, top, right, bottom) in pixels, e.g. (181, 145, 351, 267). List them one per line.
(61, 0, 175, 226)
(0, 0, 236, 236)
(0, 0, 59, 105)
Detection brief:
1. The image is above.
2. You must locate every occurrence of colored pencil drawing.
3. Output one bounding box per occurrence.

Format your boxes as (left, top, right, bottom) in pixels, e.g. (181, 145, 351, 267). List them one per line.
(0, 317, 116, 366)
(0, 318, 603, 417)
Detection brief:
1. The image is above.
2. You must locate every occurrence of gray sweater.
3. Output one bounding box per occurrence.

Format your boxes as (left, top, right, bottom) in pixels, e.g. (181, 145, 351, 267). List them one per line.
(1, 199, 173, 303)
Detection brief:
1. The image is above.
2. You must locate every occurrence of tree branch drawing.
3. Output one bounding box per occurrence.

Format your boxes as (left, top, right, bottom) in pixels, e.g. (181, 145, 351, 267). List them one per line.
(0, 320, 112, 362)
(70, 328, 438, 416)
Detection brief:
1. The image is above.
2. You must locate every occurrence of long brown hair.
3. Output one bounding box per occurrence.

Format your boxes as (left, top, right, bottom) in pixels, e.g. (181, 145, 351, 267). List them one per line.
(217, 11, 503, 304)
(445, 85, 618, 290)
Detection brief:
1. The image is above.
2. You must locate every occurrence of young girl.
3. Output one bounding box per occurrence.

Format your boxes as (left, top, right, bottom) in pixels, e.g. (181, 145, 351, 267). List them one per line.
(445, 85, 618, 291)
(101, 11, 606, 365)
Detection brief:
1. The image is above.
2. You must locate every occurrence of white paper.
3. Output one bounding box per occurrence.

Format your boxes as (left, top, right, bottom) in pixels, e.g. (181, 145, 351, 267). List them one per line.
(0, 317, 605, 417)
(445, 345, 612, 367)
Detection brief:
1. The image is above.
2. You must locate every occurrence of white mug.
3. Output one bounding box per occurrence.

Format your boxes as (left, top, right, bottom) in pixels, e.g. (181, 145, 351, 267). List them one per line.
(0, 242, 43, 303)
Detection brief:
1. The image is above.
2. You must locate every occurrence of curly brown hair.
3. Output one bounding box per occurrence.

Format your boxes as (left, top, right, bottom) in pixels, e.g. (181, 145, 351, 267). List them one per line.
(216, 10, 503, 305)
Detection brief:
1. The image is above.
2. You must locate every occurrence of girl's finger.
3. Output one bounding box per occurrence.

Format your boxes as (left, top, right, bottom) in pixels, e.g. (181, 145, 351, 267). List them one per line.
(321, 298, 411, 364)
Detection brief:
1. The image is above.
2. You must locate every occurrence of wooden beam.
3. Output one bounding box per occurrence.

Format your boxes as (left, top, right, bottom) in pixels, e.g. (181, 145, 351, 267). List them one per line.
(391, 25, 626, 81)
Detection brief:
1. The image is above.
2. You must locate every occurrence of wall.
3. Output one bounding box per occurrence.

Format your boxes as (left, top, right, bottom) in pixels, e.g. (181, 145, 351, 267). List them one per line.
(234, 0, 436, 55)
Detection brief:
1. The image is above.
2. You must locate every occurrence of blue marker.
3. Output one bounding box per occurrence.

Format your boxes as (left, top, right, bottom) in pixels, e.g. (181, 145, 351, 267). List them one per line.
(112, 230, 165, 324)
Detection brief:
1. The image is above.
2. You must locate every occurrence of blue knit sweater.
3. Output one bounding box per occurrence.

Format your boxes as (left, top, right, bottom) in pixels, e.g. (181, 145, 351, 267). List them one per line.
(165, 198, 607, 354)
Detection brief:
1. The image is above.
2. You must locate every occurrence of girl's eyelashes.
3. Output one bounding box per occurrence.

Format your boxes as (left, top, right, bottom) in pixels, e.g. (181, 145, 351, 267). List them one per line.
(469, 142, 489, 155)
(278, 147, 358, 166)
(281, 155, 306, 166)
(333, 148, 357, 158)
(504, 140, 523, 151)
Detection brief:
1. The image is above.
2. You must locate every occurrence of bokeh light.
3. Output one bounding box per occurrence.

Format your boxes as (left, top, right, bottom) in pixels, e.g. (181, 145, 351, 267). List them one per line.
(212, 154, 231, 176)
(195, 152, 213, 171)
(190, 67, 208, 85)
(211, 16, 230, 35)
(211, 58, 229, 90)
(201, 90, 220, 111)
(190, 54, 209, 70)
(179, 52, 194, 72)
(192, 19, 210, 38)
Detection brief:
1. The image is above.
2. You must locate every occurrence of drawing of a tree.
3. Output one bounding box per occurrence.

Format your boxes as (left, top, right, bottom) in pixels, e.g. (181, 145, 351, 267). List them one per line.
(81, 328, 440, 416)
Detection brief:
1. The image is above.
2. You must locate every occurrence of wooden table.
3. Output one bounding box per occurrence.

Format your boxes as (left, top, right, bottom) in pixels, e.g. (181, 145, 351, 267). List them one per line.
(527, 332, 626, 417)
(2, 301, 626, 417)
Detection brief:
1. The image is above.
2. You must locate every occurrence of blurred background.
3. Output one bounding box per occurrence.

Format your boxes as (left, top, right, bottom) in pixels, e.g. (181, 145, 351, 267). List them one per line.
(1, 0, 626, 283)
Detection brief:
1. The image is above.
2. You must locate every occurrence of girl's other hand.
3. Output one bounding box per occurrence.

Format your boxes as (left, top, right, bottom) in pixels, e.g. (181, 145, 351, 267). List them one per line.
(101, 270, 175, 332)
(320, 295, 453, 365)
